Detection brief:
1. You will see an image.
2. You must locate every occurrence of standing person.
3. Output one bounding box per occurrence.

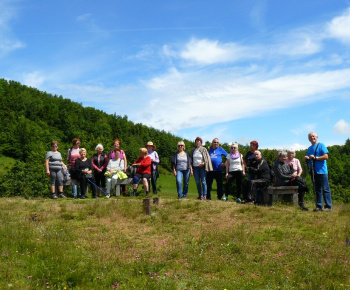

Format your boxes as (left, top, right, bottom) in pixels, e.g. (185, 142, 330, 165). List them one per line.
(190, 137, 213, 200)
(105, 149, 125, 198)
(171, 141, 193, 199)
(145, 141, 160, 195)
(224, 142, 245, 202)
(67, 138, 81, 198)
(305, 132, 332, 212)
(75, 148, 97, 199)
(132, 148, 152, 196)
(92, 144, 108, 197)
(45, 141, 67, 199)
(108, 139, 128, 194)
(206, 138, 228, 200)
(244, 140, 259, 181)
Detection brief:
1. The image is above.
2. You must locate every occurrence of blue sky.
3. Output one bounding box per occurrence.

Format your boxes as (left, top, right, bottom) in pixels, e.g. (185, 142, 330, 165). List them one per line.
(1, 0, 350, 150)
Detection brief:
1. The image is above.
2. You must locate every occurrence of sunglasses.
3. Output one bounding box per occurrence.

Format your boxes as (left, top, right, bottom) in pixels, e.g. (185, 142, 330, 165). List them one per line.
(178, 145, 184, 147)
(231, 147, 237, 149)
(213, 142, 219, 144)
(52, 145, 58, 148)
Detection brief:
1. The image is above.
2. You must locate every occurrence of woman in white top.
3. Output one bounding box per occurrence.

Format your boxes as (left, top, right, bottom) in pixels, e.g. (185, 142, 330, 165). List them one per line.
(225, 142, 245, 202)
(190, 137, 213, 200)
(105, 149, 125, 198)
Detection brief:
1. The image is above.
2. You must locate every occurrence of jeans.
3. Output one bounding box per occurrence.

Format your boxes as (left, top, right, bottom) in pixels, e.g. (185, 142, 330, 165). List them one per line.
(314, 174, 332, 209)
(71, 180, 81, 197)
(175, 169, 190, 198)
(148, 168, 158, 194)
(247, 179, 268, 202)
(193, 166, 207, 198)
(206, 171, 224, 200)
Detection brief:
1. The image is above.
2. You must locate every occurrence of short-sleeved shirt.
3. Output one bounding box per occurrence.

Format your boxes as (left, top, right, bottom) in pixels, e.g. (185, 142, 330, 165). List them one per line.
(306, 143, 329, 174)
(192, 148, 204, 167)
(46, 151, 62, 171)
(209, 147, 228, 171)
(176, 153, 188, 171)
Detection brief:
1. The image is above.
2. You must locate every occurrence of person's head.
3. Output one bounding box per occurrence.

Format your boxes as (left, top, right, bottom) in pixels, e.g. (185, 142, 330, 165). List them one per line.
(79, 148, 87, 158)
(308, 131, 318, 145)
(177, 141, 185, 151)
(195, 137, 203, 147)
(250, 140, 259, 152)
(139, 147, 148, 157)
(51, 141, 58, 150)
(95, 143, 104, 153)
(279, 151, 288, 163)
(114, 148, 121, 159)
(72, 138, 81, 148)
(212, 138, 219, 149)
(276, 149, 282, 158)
(287, 150, 295, 160)
(254, 150, 262, 161)
(230, 142, 238, 152)
(113, 139, 121, 149)
(145, 141, 156, 151)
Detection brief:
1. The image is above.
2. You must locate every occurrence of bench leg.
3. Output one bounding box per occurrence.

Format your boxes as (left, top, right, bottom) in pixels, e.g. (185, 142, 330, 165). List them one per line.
(292, 193, 298, 206)
(115, 184, 121, 196)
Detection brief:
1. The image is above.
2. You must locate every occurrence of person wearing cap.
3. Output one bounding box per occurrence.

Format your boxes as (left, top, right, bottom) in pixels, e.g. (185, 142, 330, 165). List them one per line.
(190, 137, 213, 200)
(145, 141, 160, 195)
(207, 138, 228, 200)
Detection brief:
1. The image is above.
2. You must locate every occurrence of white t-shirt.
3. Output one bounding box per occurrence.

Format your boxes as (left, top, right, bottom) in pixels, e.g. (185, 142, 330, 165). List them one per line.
(227, 153, 243, 172)
(193, 148, 204, 167)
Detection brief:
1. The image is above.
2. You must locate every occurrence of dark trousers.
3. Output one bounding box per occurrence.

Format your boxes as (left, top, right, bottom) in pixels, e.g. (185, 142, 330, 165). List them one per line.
(79, 175, 97, 197)
(225, 171, 243, 199)
(247, 179, 268, 202)
(148, 169, 158, 194)
(207, 171, 224, 200)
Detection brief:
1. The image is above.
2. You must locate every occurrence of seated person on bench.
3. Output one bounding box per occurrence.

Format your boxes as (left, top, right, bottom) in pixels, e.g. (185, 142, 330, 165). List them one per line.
(105, 149, 125, 198)
(132, 148, 152, 196)
(273, 151, 308, 211)
(246, 150, 270, 204)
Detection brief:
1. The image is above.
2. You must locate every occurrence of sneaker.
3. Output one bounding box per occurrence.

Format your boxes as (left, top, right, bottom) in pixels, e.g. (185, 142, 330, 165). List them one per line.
(106, 194, 110, 199)
(222, 196, 228, 201)
(79, 196, 86, 199)
(236, 198, 241, 203)
(203, 196, 207, 200)
(313, 207, 323, 212)
(323, 208, 332, 212)
(51, 194, 58, 199)
(58, 194, 66, 198)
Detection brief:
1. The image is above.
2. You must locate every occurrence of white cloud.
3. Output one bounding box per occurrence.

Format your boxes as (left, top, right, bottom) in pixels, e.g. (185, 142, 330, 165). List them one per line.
(327, 7, 350, 43)
(333, 119, 350, 134)
(76, 13, 92, 22)
(179, 38, 259, 65)
(289, 143, 308, 151)
(134, 68, 350, 133)
(0, 0, 24, 57)
(22, 71, 45, 88)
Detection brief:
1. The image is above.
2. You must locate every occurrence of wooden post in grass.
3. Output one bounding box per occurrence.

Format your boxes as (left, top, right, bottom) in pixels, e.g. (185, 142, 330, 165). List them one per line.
(143, 199, 151, 215)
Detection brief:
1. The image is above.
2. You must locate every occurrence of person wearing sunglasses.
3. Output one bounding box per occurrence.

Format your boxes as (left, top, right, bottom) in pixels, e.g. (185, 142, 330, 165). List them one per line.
(224, 142, 245, 202)
(45, 141, 67, 199)
(207, 138, 228, 200)
(171, 141, 193, 198)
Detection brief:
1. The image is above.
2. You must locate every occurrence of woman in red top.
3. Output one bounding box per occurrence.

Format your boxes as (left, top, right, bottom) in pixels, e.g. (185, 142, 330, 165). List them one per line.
(132, 148, 151, 196)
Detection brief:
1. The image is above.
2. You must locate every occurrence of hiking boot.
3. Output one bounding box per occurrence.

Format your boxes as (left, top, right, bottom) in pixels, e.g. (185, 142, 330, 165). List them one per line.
(222, 196, 228, 201)
(51, 194, 58, 199)
(80, 195, 86, 199)
(106, 194, 110, 199)
(313, 207, 323, 212)
(236, 198, 241, 203)
(58, 194, 66, 198)
(323, 208, 332, 212)
(202, 196, 207, 200)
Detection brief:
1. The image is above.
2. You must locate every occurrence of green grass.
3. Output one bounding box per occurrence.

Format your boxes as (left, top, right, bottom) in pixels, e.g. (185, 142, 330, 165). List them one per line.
(0, 155, 16, 176)
(0, 195, 349, 289)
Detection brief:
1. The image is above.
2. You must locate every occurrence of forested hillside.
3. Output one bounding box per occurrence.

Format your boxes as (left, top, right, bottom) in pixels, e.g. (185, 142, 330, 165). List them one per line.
(0, 78, 349, 201)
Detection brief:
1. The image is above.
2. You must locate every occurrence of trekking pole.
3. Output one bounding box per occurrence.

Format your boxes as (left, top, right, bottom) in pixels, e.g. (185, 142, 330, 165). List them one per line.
(87, 178, 108, 196)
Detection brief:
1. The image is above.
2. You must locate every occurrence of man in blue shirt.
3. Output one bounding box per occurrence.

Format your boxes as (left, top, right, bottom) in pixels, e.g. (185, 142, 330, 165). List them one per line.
(305, 131, 332, 211)
(207, 138, 228, 200)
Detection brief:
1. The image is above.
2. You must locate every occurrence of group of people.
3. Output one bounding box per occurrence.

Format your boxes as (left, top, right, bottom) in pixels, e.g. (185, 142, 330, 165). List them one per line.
(46, 131, 332, 212)
(45, 139, 159, 199)
(171, 132, 332, 212)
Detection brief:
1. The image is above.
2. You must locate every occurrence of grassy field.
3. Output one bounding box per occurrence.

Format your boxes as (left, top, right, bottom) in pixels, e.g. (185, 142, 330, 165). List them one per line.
(0, 187, 349, 289)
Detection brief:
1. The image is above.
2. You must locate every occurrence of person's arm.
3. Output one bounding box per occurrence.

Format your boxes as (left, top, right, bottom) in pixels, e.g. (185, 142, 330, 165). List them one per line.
(122, 152, 128, 172)
(92, 155, 99, 171)
(274, 164, 293, 180)
(45, 158, 50, 176)
(225, 159, 229, 178)
(100, 155, 108, 171)
(296, 159, 302, 176)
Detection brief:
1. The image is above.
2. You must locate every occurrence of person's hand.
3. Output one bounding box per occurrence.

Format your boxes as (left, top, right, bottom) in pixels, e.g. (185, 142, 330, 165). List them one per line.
(309, 155, 315, 160)
(243, 171, 246, 176)
(173, 170, 177, 176)
(292, 172, 297, 178)
(304, 156, 309, 160)
(220, 163, 225, 168)
(190, 169, 193, 176)
(199, 163, 205, 168)
(46, 171, 50, 176)
(226, 173, 228, 179)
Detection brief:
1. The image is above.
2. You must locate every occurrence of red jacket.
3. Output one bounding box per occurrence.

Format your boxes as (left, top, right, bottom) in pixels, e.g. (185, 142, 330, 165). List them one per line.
(134, 156, 151, 175)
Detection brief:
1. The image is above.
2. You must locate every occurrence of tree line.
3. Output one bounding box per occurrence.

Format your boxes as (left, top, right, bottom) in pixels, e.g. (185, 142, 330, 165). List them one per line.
(0, 78, 349, 201)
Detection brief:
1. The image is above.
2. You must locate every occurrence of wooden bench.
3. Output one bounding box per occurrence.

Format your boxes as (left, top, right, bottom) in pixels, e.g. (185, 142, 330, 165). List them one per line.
(263, 186, 299, 206)
(115, 177, 151, 196)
